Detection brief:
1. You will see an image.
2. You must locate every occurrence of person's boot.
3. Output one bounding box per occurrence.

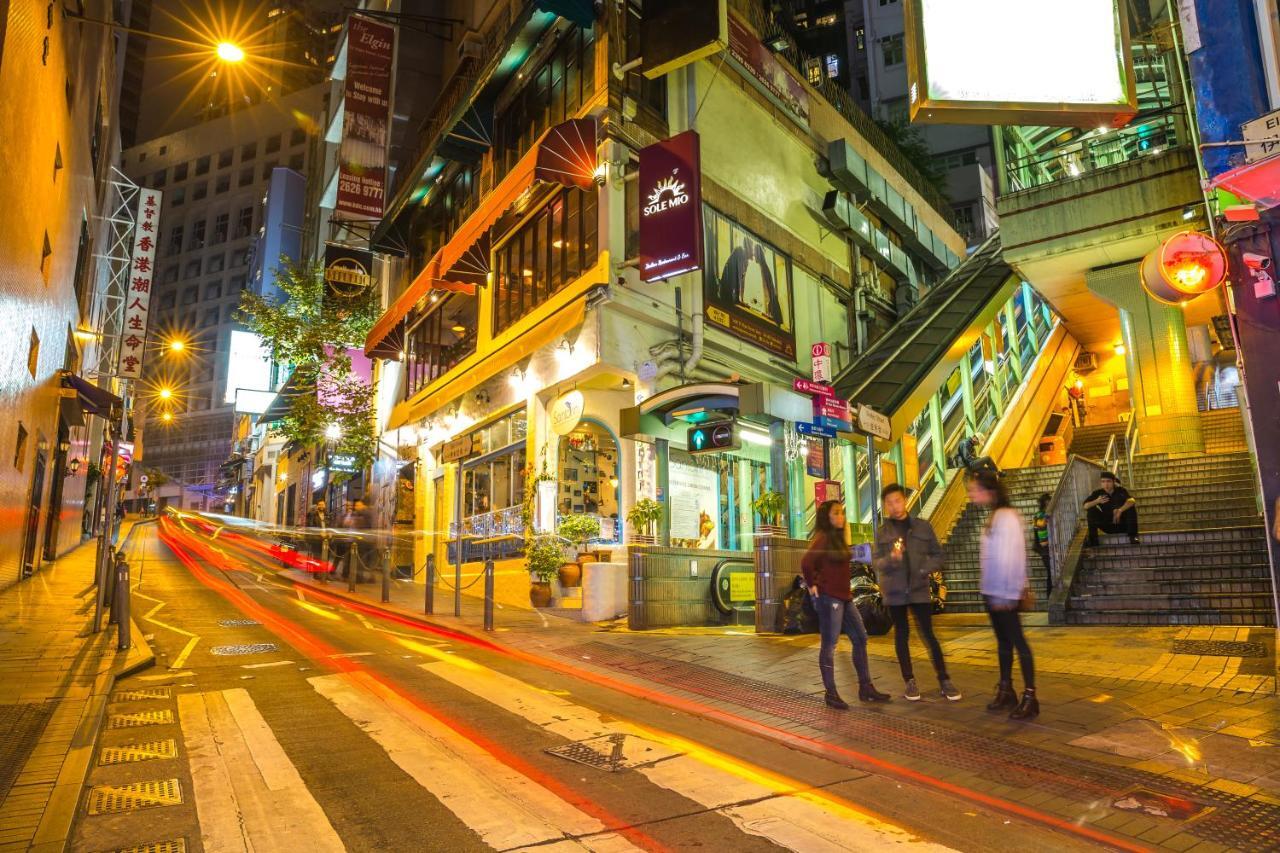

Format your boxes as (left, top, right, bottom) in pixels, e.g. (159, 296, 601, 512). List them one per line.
(986, 681, 1017, 712)
(1009, 688, 1040, 720)
(824, 691, 849, 710)
(859, 682, 891, 703)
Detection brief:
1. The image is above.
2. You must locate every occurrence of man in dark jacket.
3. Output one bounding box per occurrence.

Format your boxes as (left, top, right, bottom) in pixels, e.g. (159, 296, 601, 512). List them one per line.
(1083, 471, 1138, 546)
(873, 483, 960, 702)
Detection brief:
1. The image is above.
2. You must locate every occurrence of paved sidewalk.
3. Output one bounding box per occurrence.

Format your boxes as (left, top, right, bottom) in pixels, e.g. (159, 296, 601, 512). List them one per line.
(0, 522, 153, 853)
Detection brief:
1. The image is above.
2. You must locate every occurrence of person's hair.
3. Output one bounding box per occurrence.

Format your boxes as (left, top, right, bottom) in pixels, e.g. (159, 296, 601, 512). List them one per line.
(880, 482, 906, 502)
(811, 500, 849, 560)
(1038, 492, 1051, 512)
(1101, 471, 1118, 482)
(971, 469, 1011, 511)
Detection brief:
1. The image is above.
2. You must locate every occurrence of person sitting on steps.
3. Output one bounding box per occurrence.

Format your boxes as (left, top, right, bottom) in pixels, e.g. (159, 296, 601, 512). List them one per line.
(1083, 471, 1139, 546)
(956, 432, 1003, 477)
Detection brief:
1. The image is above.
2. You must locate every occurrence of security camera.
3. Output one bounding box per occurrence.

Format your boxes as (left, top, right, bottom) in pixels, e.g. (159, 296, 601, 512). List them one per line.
(1243, 252, 1271, 270)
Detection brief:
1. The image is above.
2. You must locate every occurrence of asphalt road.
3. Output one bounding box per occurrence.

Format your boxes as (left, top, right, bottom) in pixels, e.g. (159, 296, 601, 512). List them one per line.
(70, 519, 1102, 852)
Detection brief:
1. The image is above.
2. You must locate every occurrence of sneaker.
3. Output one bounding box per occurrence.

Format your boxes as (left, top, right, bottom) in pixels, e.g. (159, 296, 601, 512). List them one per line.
(940, 678, 962, 701)
(824, 691, 849, 710)
(903, 678, 921, 701)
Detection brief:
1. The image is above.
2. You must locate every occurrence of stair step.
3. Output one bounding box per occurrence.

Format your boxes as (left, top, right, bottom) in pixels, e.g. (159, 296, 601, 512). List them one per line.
(1077, 580, 1274, 596)
(1066, 609, 1274, 626)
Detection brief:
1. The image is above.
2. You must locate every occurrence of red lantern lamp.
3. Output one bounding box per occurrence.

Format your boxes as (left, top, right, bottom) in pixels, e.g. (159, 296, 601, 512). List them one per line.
(1140, 231, 1228, 305)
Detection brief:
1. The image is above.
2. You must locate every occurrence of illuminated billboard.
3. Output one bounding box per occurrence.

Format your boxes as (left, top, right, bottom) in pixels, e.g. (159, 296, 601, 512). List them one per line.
(905, 0, 1137, 127)
(224, 331, 274, 404)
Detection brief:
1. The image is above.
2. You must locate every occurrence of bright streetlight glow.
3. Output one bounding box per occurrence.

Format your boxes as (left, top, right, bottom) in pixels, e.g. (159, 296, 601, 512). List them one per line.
(216, 42, 245, 63)
(161, 412, 173, 423)
(168, 339, 185, 353)
(325, 423, 342, 441)
(158, 387, 173, 400)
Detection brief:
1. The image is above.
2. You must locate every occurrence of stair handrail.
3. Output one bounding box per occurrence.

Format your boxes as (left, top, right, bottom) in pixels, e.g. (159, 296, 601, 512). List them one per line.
(1044, 454, 1105, 601)
(1123, 417, 1139, 485)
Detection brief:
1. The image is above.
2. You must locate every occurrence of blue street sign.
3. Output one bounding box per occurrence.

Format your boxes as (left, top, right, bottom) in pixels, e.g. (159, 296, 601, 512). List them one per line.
(796, 421, 836, 438)
(813, 415, 852, 432)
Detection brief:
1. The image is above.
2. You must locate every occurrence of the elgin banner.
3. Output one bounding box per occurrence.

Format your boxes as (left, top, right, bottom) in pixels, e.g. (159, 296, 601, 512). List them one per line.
(336, 15, 396, 220)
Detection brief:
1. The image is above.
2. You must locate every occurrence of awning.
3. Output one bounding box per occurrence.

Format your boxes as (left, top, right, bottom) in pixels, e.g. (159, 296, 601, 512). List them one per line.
(59, 372, 122, 423)
(1211, 155, 1280, 210)
(255, 371, 311, 426)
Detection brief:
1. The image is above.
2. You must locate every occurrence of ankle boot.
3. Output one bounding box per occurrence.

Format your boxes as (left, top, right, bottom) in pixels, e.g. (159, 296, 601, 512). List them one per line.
(859, 683, 891, 703)
(1009, 688, 1039, 720)
(986, 681, 1017, 712)
(824, 691, 849, 710)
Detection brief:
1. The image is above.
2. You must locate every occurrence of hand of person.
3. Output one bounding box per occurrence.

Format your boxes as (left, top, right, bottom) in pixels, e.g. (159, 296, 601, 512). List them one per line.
(808, 585, 818, 598)
(1112, 509, 1122, 524)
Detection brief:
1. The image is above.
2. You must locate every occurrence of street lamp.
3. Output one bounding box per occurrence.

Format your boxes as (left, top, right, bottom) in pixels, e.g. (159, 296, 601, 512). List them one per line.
(161, 412, 174, 423)
(325, 423, 342, 441)
(63, 11, 253, 65)
(167, 338, 186, 354)
(158, 387, 173, 401)
(216, 42, 246, 63)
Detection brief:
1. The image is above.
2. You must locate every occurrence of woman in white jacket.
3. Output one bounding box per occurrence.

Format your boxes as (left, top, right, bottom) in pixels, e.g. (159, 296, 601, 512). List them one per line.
(967, 469, 1038, 720)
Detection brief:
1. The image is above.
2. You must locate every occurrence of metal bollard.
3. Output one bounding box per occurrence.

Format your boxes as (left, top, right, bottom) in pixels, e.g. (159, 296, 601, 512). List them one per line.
(347, 546, 356, 593)
(320, 532, 330, 584)
(381, 547, 391, 603)
(106, 549, 123, 624)
(115, 553, 131, 651)
(483, 558, 494, 632)
(425, 554, 435, 615)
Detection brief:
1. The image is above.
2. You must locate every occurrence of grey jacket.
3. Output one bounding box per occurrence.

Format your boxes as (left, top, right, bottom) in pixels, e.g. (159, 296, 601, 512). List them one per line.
(872, 516, 945, 606)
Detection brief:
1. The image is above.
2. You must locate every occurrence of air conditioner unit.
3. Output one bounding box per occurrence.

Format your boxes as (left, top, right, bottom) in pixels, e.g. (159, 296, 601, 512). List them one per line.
(458, 30, 483, 61)
(1074, 351, 1099, 374)
(894, 283, 918, 315)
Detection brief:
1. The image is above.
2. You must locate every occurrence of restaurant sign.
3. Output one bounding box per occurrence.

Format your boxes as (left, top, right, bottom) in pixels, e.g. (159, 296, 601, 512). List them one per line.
(323, 243, 374, 298)
(118, 189, 163, 379)
(639, 130, 704, 282)
(549, 390, 585, 436)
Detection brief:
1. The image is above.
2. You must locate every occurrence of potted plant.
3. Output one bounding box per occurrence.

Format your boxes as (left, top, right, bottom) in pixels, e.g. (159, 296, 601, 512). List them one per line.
(752, 490, 788, 537)
(626, 498, 663, 545)
(526, 534, 564, 607)
(557, 514, 601, 586)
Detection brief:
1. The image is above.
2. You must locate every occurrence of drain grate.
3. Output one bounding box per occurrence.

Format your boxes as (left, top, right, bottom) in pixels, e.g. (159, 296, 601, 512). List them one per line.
(210, 643, 278, 656)
(545, 733, 669, 772)
(99, 739, 177, 766)
(0, 702, 54, 802)
(1172, 639, 1266, 658)
(101, 840, 187, 853)
(115, 687, 172, 701)
(86, 779, 183, 815)
(218, 619, 260, 627)
(108, 710, 175, 729)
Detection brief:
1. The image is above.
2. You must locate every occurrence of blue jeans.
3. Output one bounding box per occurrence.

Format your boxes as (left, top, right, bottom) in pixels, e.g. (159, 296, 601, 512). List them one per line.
(817, 594, 873, 693)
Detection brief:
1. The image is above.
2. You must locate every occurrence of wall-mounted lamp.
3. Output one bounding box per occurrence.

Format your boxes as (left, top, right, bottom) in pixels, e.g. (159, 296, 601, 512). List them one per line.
(65, 458, 81, 477)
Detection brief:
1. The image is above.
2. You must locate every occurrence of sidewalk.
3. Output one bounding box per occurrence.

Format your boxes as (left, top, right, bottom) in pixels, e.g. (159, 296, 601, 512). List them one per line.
(0, 523, 153, 853)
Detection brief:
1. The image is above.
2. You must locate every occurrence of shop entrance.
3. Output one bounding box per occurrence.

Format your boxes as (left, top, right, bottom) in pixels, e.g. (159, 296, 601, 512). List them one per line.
(557, 419, 620, 543)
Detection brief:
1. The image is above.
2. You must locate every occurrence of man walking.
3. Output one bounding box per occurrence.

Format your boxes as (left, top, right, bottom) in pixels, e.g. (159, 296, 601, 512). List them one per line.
(873, 484, 961, 702)
(1083, 471, 1139, 546)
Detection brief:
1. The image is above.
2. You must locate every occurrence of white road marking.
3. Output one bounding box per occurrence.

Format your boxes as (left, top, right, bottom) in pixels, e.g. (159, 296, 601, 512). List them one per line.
(179, 688, 345, 853)
(328, 651, 374, 658)
(172, 636, 200, 669)
(424, 661, 953, 852)
(309, 672, 640, 852)
(241, 660, 296, 669)
(139, 671, 193, 681)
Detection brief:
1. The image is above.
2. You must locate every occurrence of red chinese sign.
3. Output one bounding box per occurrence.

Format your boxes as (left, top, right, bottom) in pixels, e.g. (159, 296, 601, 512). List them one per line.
(336, 15, 396, 220)
(117, 188, 162, 379)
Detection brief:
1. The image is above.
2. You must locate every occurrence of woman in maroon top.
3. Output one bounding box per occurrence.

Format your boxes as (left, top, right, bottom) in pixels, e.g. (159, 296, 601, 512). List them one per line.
(802, 501, 890, 709)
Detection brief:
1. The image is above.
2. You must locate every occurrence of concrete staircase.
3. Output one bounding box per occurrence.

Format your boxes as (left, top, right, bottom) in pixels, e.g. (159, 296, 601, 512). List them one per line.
(1068, 422, 1126, 460)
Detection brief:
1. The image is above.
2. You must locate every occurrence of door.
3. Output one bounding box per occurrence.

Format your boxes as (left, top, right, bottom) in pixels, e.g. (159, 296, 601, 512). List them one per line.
(43, 424, 70, 560)
(21, 442, 48, 577)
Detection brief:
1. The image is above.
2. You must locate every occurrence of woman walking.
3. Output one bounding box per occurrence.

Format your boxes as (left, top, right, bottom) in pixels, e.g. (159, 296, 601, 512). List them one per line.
(967, 470, 1039, 720)
(802, 500, 890, 709)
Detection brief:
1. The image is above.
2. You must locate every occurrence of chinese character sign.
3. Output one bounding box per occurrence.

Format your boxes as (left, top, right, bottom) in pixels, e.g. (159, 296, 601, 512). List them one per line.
(336, 15, 396, 220)
(117, 188, 162, 379)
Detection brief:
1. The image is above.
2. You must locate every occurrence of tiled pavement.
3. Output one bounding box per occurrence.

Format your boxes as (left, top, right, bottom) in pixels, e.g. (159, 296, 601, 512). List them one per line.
(281, 566, 1280, 851)
(0, 523, 153, 852)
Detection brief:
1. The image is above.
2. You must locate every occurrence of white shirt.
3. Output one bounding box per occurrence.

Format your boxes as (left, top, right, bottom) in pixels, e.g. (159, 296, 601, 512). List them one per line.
(980, 507, 1027, 601)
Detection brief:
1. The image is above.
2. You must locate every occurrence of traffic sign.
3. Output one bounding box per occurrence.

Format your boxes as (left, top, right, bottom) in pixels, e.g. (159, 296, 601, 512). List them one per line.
(855, 404, 891, 440)
(793, 379, 835, 397)
(688, 421, 739, 454)
(813, 415, 852, 432)
(796, 421, 836, 438)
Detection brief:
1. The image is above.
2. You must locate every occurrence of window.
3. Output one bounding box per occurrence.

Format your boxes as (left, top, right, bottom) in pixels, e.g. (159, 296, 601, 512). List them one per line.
(167, 226, 184, 256)
(239, 166, 254, 187)
(14, 423, 27, 471)
(815, 12, 838, 26)
(265, 134, 281, 154)
(261, 161, 278, 181)
(192, 182, 207, 201)
(289, 128, 306, 146)
(201, 309, 218, 328)
(882, 97, 909, 125)
(231, 273, 247, 290)
(217, 149, 233, 169)
(213, 213, 229, 243)
(159, 145, 168, 155)
(215, 174, 230, 194)
(151, 169, 166, 188)
(204, 280, 222, 300)
(825, 53, 840, 78)
(72, 216, 91, 308)
(879, 0, 898, 5)
(195, 155, 211, 175)
(855, 26, 865, 51)
(27, 328, 39, 377)
(235, 206, 253, 238)
(880, 34, 905, 66)
(857, 76, 870, 100)
(288, 153, 304, 171)
(207, 254, 225, 273)
(171, 187, 185, 207)
(231, 248, 248, 268)
(492, 187, 598, 334)
(241, 142, 256, 161)
(189, 220, 206, 250)
(805, 59, 822, 85)
(159, 291, 176, 310)
(163, 264, 179, 284)
(184, 260, 201, 278)
(173, 162, 188, 182)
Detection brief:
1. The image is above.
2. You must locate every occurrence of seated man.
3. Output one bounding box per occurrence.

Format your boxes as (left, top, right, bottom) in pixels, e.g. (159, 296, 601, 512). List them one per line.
(956, 432, 1002, 477)
(1083, 471, 1139, 546)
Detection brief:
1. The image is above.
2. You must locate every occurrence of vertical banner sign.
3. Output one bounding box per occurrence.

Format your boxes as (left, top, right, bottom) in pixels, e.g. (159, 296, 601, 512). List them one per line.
(118, 188, 162, 379)
(336, 15, 395, 220)
(639, 130, 703, 282)
(811, 342, 832, 383)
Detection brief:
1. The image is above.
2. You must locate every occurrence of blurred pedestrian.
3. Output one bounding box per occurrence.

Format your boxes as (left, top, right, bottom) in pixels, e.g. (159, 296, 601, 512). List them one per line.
(342, 497, 374, 582)
(801, 500, 890, 709)
(874, 484, 960, 702)
(967, 470, 1038, 721)
(1033, 493, 1052, 597)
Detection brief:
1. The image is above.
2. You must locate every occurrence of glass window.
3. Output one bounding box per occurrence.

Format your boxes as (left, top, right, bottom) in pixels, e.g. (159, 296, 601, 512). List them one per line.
(204, 280, 222, 300)
(182, 286, 198, 305)
(172, 163, 188, 182)
(192, 182, 207, 201)
(195, 155, 210, 175)
(171, 187, 185, 207)
(261, 161, 278, 181)
(167, 226, 184, 256)
(215, 174, 230, 194)
(207, 254, 224, 273)
(288, 153, 304, 171)
(151, 169, 166, 187)
(557, 422, 620, 541)
(239, 166, 254, 187)
(184, 260, 201, 278)
(163, 264, 179, 284)
(265, 134, 281, 154)
(241, 142, 256, 161)
(212, 213, 228, 243)
(159, 291, 176, 310)
(880, 34, 905, 67)
(217, 149, 233, 168)
(189, 219, 206, 249)
(290, 128, 306, 146)
(235, 206, 253, 238)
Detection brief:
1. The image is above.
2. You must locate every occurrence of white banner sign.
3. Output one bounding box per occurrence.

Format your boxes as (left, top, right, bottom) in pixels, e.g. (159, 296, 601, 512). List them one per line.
(117, 188, 163, 379)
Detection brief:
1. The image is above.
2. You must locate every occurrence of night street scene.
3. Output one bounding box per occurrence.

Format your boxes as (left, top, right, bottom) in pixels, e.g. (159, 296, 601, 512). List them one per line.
(3, 0, 1280, 851)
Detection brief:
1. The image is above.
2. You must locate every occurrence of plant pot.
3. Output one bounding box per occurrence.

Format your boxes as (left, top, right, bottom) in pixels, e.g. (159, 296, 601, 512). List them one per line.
(628, 534, 655, 546)
(529, 580, 553, 608)
(755, 524, 789, 538)
(558, 561, 582, 588)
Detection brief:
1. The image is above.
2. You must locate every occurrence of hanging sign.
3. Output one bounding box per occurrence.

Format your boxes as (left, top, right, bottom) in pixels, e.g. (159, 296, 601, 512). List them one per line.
(811, 342, 832, 383)
(550, 390, 585, 436)
(336, 15, 396, 219)
(323, 243, 375, 298)
(815, 479, 843, 504)
(117, 188, 163, 379)
(793, 378, 835, 397)
(805, 439, 827, 478)
(639, 130, 703, 282)
(855, 404, 892, 441)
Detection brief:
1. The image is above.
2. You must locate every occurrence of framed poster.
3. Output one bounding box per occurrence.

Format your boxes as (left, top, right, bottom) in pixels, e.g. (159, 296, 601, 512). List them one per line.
(702, 207, 796, 359)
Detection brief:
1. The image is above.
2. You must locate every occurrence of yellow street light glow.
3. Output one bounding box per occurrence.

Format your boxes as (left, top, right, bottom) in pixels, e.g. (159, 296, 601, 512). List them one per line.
(168, 339, 186, 353)
(324, 423, 342, 441)
(216, 42, 245, 63)
(158, 387, 173, 400)
(161, 412, 173, 423)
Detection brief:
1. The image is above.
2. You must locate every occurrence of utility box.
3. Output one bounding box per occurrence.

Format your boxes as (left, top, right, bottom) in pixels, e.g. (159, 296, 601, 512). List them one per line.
(1038, 411, 1073, 465)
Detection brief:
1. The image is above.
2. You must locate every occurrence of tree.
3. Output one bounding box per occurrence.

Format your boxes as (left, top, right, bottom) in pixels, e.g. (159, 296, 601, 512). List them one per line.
(875, 119, 951, 201)
(235, 260, 382, 472)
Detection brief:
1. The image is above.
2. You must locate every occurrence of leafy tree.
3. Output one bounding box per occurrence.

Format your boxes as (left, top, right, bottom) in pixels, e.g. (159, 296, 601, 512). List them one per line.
(236, 259, 381, 472)
(875, 119, 951, 200)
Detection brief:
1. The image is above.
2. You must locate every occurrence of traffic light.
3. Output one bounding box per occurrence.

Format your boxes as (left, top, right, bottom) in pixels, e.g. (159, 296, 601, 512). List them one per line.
(1140, 230, 1228, 304)
(687, 421, 739, 454)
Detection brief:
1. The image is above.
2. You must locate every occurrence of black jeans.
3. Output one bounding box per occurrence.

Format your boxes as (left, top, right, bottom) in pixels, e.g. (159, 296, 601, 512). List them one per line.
(1035, 544, 1052, 598)
(985, 597, 1035, 689)
(1087, 505, 1138, 544)
(817, 594, 873, 693)
(888, 602, 948, 682)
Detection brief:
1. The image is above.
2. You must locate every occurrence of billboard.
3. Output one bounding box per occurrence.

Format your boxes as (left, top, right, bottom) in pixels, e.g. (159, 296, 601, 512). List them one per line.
(702, 206, 796, 359)
(336, 15, 396, 219)
(640, 0, 727, 79)
(905, 0, 1137, 127)
(638, 130, 704, 282)
(118, 188, 163, 379)
(224, 331, 273, 404)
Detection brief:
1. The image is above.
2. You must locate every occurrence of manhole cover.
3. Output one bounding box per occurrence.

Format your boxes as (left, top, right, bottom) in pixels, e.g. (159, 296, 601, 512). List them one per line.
(102, 840, 187, 853)
(218, 619, 260, 627)
(115, 687, 172, 701)
(85, 778, 183, 815)
(1172, 640, 1266, 658)
(210, 643, 278, 656)
(108, 710, 174, 729)
(99, 739, 177, 766)
(544, 734, 671, 772)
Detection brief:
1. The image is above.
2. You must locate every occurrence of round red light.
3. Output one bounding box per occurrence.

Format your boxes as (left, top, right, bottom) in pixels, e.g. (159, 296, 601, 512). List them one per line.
(1140, 231, 1228, 304)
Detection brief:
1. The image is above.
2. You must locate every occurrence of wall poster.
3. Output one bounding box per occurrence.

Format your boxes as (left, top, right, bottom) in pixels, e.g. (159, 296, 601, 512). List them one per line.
(702, 206, 796, 359)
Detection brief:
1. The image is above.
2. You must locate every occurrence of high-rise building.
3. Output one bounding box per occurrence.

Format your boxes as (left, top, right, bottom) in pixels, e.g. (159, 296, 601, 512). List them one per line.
(121, 85, 326, 507)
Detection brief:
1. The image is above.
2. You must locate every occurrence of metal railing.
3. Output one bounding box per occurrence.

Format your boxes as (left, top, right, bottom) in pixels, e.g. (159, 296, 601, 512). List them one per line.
(1044, 454, 1105, 596)
(1102, 417, 1139, 485)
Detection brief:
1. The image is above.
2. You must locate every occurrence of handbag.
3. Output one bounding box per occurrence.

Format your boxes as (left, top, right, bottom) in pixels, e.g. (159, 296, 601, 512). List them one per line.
(1018, 586, 1035, 612)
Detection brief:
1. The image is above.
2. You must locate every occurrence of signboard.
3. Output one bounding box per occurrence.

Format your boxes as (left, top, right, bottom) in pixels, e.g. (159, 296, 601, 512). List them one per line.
(855, 404, 892, 440)
(687, 421, 739, 454)
(704, 209, 796, 359)
(796, 421, 836, 439)
(793, 378, 834, 397)
(669, 461, 719, 545)
(330, 454, 358, 474)
(727, 570, 755, 603)
(115, 441, 135, 480)
(641, 0, 727, 79)
(336, 15, 395, 219)
(639, 131, 703, 282)
(811, 342, 832, 383)
(1243, 110, 1280, 165)
(224, 331, 273, 404)
(813, 397, 850, 422)
(323, 243, 375, 298)
(442, 433, 477, 463)
(1176, 0, 1201, 53)
(117, 188, 162, 379)
(549, 390, 585, 436)
(805, 439, 827, 478)
(726, 14, 810, 125)
(904, 0, 1137, 127)
(814, 415, 852, 432)
(815, 479, 842, 504)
